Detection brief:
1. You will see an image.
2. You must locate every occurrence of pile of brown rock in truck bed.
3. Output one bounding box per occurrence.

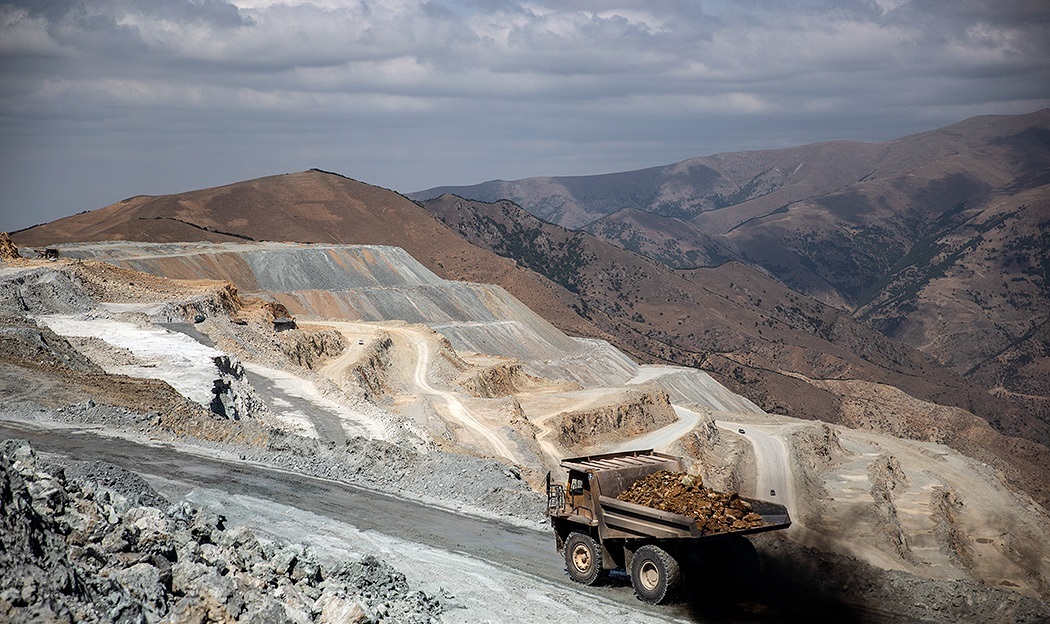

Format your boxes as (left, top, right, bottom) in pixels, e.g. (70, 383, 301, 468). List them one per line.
(617, 470, 764, 534)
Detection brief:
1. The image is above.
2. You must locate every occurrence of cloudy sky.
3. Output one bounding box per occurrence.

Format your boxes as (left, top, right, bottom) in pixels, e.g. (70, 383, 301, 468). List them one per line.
(2, 0, 1048, 231)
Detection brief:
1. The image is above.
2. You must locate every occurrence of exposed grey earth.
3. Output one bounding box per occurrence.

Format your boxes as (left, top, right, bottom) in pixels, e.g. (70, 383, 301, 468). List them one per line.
(2, 239, 1048, 623)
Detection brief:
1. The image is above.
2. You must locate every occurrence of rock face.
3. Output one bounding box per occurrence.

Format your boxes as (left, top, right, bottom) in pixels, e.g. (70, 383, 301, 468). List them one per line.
(277, 329, 347, 371)
(0, 232, 20, 262)
(0, 439, 442, 624)
(210, 355, 267, 420)
(459, 361, 536, 398)
(0, 266, 95, 317)
(349, 333, 397, 400)
(0, 318, 104, 375)
(554, 388, 676, 449)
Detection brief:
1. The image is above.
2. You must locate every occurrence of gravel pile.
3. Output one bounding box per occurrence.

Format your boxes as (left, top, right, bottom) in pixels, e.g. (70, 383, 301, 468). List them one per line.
(617, 470, 764, 534)
(257, 429, 546, 522)
(0, 439, 442, 624)
(11, 398, 545, 525)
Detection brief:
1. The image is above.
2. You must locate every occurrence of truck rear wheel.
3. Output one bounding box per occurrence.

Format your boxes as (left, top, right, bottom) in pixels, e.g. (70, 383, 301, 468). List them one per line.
(564, 532, 603, 585)
(630, 544, 681, 604)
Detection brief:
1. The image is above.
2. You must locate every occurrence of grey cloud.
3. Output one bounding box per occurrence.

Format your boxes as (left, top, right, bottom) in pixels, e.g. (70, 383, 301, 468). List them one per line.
(4, 0, 250, 66)
(1, 0, 1048, 232)
(15, 0, 248, 27)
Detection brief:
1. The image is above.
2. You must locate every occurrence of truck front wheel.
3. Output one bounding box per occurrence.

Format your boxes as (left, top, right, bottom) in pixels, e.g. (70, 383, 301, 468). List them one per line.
(630, 544, 682, 604)
(564, 532, 603, 585)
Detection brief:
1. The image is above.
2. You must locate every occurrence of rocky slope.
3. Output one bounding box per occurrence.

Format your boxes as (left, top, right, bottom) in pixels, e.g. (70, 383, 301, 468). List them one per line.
(0, 438, 442, 624)
(585, 208, 741, 269)
(553, 387, 676, 450)
(410, 110, 1050, 446)
(3, 237, 1049, 622)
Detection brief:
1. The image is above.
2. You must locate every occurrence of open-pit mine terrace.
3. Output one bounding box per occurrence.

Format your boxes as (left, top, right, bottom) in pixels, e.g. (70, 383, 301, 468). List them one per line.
(3, 239, 1048, 623)
(53, 241, 762, 451)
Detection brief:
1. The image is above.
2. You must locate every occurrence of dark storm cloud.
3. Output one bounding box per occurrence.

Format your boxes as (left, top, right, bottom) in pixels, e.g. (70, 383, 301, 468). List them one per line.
(1, 0, 1048, 231)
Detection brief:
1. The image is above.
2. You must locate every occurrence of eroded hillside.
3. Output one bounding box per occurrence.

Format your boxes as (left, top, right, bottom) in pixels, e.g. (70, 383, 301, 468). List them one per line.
(2, 236, 1048, 622)
(417, 195, 1050, 512)
(410, 110, 1050, 450)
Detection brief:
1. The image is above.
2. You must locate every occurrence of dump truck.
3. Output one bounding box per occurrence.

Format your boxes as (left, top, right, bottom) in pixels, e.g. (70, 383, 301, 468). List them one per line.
(546, 449, 791, 604)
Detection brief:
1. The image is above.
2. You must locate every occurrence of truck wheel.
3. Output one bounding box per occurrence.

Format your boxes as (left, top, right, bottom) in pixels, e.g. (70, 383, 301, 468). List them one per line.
(630, 544, 681, 604)
(564, 532, 603, 585)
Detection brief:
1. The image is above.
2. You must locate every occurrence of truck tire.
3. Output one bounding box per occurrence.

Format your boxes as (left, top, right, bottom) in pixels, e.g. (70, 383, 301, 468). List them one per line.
(630, 544, 681, 604)
(564, 532, 603, 585)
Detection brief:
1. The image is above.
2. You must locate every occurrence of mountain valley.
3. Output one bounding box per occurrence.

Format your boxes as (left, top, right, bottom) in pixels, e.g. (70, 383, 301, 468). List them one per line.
(411, 110, 1050, 450)
(3, 110, 1050, 623)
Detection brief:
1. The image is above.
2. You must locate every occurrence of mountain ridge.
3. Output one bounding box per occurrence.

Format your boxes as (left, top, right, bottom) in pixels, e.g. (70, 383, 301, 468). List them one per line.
(10, 161, 1050, 525)
(409, 109, 1050, 448)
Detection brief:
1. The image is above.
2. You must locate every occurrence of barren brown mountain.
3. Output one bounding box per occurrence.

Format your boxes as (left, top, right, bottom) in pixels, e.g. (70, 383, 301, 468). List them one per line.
(11, 169, 608, 345)
(12, 163, 1050, 509)
(411, 109, 1050, 448)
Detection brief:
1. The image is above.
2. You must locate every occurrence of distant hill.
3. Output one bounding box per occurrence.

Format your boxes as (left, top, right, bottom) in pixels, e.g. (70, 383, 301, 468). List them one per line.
(420, 195, 1040, 438)
(13, 162, 1050, 508)
(410, 109, 1050, 446)
(585, 208, 740, 269)
(10, 169, 610, 346)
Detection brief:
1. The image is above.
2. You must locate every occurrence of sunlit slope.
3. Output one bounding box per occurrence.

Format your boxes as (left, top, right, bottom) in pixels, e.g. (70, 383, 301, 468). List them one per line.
(58, 241, 762, 413)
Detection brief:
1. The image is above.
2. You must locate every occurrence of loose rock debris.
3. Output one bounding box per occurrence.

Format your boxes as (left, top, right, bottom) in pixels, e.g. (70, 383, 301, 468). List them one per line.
(617, 470, 764, 535)
(0, 439, 442, 624)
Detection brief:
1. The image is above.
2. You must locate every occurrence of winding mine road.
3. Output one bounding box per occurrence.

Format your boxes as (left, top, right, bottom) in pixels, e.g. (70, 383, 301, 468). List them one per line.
(387, 325, 517, 462)
(0, 421, 682, 622)
(302, 320, 517, 461)
(609, 405, 701, 453)
(716, 420, 796, 518)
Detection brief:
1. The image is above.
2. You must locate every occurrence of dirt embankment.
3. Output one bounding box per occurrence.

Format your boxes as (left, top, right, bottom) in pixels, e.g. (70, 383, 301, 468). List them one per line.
(789, 423, 846, 507)
(425, 335, 471, 387)
(0, 232, 21, 263)
(669, 415, 752, 494)
(71, 260, 226, 307)
(867, 453, 914, 563)
(347, 333, 398, 400)
(554, 387, 676, 449)
(277, 329, 346, 370)
(457, 361, 538, 398)
(0, 439, 442, 624)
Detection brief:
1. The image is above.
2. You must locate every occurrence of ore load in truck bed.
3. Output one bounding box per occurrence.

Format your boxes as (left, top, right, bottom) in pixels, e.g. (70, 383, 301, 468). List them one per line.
(617, 470, 764, 535)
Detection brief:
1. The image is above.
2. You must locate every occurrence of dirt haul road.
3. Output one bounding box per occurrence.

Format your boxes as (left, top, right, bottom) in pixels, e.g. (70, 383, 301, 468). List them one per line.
(716, 420, 797, 520)
(0, 422, 686, 623)
(391, 324, 516, 461)
(304, 320, 517, 462)
(610, 405, 702, 453)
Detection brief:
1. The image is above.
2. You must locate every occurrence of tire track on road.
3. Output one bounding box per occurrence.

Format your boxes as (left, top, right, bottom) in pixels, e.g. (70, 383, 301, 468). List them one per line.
(717, 420, 796, 518)
(387, 325, 516, 462)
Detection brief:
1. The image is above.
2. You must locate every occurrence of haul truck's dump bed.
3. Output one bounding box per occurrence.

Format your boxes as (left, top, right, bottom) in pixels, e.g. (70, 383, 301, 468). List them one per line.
(550, 449, 791, 540)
